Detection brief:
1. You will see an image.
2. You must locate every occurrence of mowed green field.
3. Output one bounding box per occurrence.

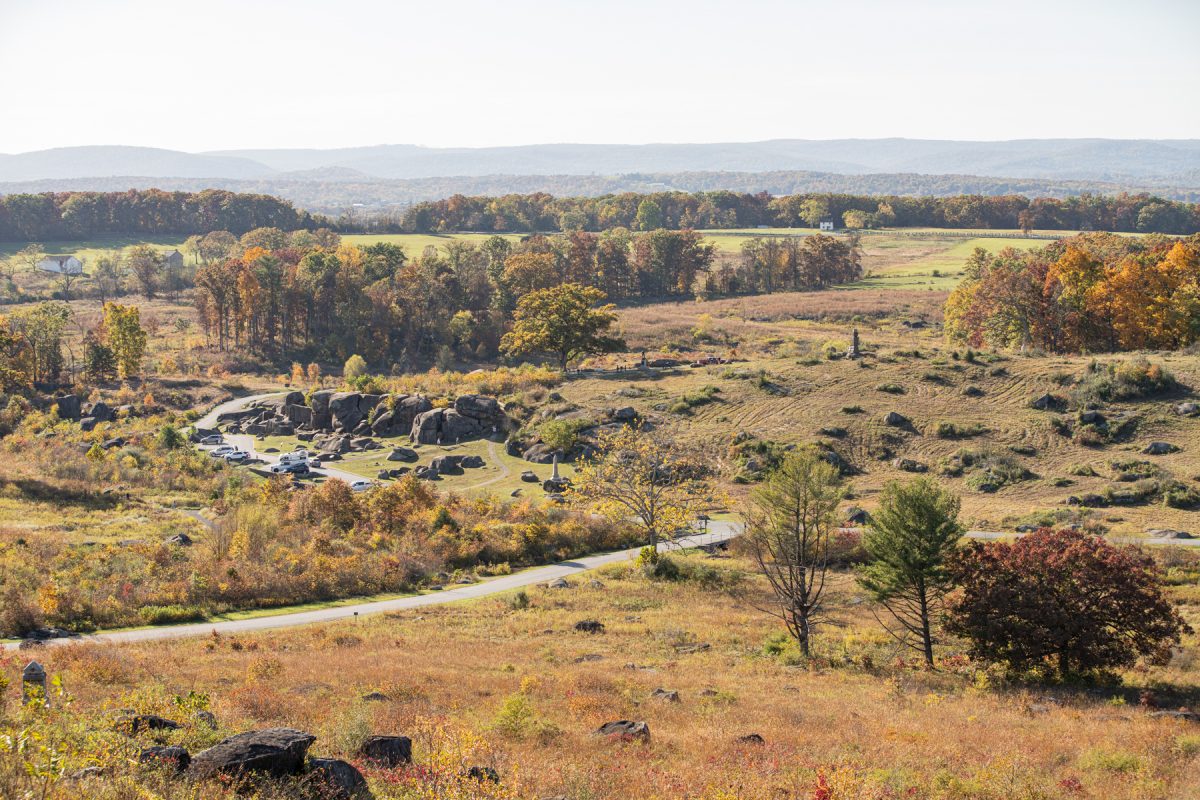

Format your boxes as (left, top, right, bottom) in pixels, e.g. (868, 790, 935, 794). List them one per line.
(0, 235, 188, 261)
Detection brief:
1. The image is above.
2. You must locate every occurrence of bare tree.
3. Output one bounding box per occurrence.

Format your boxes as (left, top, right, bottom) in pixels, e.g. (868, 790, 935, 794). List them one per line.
(743, 449, 844, 657)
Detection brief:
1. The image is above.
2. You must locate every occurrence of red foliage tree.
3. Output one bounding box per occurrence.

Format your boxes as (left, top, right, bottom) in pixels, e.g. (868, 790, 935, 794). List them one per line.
(946, 528, 1189, 678)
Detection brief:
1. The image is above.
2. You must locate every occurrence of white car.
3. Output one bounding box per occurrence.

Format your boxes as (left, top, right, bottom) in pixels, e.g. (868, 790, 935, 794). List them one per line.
(200, 434, 224, 445)
(209, 445, 236, 457)
(349, 479, 373, 492)
(223, 449, 250, 462)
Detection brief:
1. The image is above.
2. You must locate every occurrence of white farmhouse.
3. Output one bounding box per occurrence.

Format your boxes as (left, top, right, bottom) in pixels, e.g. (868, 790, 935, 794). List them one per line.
(36, 255, 83, 275)
(818, 220, 835, 232)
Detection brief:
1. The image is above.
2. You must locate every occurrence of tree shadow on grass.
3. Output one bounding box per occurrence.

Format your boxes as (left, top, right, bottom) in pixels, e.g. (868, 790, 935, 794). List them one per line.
(0, 477, 125, 510)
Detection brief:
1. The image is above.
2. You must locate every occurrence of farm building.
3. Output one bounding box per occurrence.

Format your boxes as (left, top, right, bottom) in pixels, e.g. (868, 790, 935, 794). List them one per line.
(819, 219, 836, 232)
(36, 255, 83, 275)
(162, 249, 184, 269)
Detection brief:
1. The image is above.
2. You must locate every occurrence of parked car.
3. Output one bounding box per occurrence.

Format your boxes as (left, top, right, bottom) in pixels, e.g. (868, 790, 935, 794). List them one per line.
(223, 449, 250, 462)
(270, 462, 309, 475)
(349, 479, 373, 492)
(199, 434, 223, 445)
(309, 456, 322, 468)
(209, 445, 235, 457)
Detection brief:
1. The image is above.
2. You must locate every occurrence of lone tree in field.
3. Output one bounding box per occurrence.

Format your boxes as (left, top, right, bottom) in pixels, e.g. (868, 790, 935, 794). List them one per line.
(859, 477, 963, 666)
(126, 244, 165, 299)
(946, 528, 1190, 679)
(570, 424, 707, 547)
(500, 283, 624, 370)
(743, 449, 844, 658)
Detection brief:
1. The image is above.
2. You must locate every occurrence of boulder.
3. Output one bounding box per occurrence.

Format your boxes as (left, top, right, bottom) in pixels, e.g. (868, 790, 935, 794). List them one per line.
(651, 688, 680, 703)
(53, 395, 81, 421)
(594, 720, 650, 741)
(350, 437, 375, 451)
(736, 733, 765, 745)
(392, 395, 433, 430)
(523, 443, 558, 463)
(884, 411, 910, 428)
(454, 394, 501, 420)
(1031, 393, 1063, 411)
(330, 393, 365, 432)
(358, 735, 412, 767)
(139, 745, 190, 773)
(1079, 410, 1107, 426)
(1147, 528, 1194, 539)
(116, 714, 181, 735)
(547, 577, 570, 589)
(369, 410, 395, 435)
(574, 620, 605, 634)
(520, 470, 539, 482)
(441, 410, 481, 442)
(285, 404, 313, 427)
(165, 533, 193, 547)
(88, 401, 114, 422)
(1174, 402, 1199, 417)
(387, 447, 417, 462)
(189, 728, 316, 780)
(1143, 441, 1178, 455)
(410, 409, 443, 444)
(305, 758, 372, 800)
(430, 455, 463, 474)
(892, 458, 927, 473)
(460, 455, 485, 468)
(611, 406, 638, 422)
(194, 711, 218, 730)
(80, 417, 98, 432)
(309, 390, 336, 428)
(962, 386, 984, 397)
(377, 470, 390, 480)
(463, 766, 500, 783)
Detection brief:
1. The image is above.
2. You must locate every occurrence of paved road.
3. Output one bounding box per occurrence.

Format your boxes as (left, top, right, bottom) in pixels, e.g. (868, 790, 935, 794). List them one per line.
(2, 525, 739, 650)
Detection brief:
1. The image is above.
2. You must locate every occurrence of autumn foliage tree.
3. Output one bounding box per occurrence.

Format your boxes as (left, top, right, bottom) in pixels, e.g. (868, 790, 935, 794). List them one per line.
(946, 528, 1190, 679)
(500, 283, 624, 369)
(946, 233, 1200, 352)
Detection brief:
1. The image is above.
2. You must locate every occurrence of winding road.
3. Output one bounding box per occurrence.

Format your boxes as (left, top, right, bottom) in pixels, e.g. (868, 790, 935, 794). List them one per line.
(2, 526, 739, 650)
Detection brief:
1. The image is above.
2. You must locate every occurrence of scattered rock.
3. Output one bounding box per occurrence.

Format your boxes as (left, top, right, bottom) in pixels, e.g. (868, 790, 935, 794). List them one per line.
(547, 577, 570, 589)
(430, 455, 464, 474)
(1079, 410, 1107, 426)
(306, 757, 373, 800)
(594, 720, 651, 741)
(1173, 402, 1199, 417)
(1031, 393, 1063, 411)
(610, 406, 638, 422)
(892, 457, 927, 473)
(68, 766, 106, 781)
(359, 735, 412, 766)
(1143, 441, 1178, 455)
(574, 620, 605, 634)
(736, 733, 765, 745)
(520, 470, 539, 482)
(189, 728, 316, 780)
(361, 692, 390, 702)
(651, 688, 680, 703)
(844, 507, 871, 525)
(1148, 710, 1200, 722)
(673, 642, 711, 654)
(387, 447, 418, 462)
(460, 454, 485, 468)
(574, 654, 603, 663)
(884, 411, 910, 428)
(587, 579, 605, 589)
(116, 714, 181, 735)
(164, 533, 193, 547)
(962, 385, 984, 397)
(1148, 529, 1194, 540)
(463, 766, 500, 783)
(139, 745, 191, 773)
(194, 710, 218, 730)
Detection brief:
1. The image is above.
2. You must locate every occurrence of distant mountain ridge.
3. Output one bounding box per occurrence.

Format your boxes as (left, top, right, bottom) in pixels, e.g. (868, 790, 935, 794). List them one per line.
(3, 139, 1200, 184)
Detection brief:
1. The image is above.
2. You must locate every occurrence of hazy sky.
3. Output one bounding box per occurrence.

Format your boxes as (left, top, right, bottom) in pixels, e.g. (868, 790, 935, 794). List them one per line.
(1, 0, 1197, 153)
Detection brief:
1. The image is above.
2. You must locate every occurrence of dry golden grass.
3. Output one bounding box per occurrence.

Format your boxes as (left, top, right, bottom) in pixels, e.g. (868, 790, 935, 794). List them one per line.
(9, 551, 1198, 799)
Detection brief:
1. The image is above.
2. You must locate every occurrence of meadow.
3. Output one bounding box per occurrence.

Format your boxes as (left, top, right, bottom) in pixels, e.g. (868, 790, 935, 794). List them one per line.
(1, 547, 1197, 799)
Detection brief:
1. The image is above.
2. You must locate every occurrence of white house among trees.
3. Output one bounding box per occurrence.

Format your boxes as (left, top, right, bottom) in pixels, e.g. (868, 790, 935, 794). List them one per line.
(36, 255, 83, 275)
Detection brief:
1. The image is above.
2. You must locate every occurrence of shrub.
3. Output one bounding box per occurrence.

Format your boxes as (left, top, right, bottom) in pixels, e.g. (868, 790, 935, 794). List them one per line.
(1071, 358, 1178, 405)
(669, 385, 721, 414)
(935, 421, 987, 439)
(875, 383, 905, 394)
(841, 405, 865, 414)
(138, 605, 206, 626)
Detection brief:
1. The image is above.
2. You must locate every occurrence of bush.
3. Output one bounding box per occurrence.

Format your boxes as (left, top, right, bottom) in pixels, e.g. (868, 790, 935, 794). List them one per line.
(1071, 358, 1178, 405)
(935, 421, 987, 439)
(669, 385, 720, 414)
(841, 405, 865, 414)
(138, 605, 207, 625)
(875, 383, 905, 394)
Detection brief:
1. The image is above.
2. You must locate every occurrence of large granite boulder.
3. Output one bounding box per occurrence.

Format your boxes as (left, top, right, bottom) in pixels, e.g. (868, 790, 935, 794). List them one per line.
(309, 390, 335, 428)
(455, 394, 501, 420)
(387, 447, 418, 462)
(87, 401, 114, 422)
(54, 395, 81, 421)
(305, 757, 372, 800)
(430, 455, 464, 474)
(358, 735, 412, 766)
(594, 720, 650, 741)
(330, 393, 365, 432)
(285, 404, 313, 427)
(189, 728, 315, 780)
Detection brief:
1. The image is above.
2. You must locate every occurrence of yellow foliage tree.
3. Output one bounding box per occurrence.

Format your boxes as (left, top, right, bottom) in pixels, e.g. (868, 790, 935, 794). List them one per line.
(569, 424, 708, 546)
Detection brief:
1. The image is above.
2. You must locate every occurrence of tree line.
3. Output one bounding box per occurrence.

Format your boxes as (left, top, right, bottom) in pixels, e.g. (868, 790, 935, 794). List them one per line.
(946, 233, 1200, 352)
(0, 189, 325, 242)
(393, 191, 1200, 236)
(192, 228, 859, 368)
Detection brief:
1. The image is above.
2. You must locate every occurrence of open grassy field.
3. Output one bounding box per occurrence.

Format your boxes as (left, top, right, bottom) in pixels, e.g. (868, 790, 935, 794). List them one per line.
(5, 549, 1198, 799)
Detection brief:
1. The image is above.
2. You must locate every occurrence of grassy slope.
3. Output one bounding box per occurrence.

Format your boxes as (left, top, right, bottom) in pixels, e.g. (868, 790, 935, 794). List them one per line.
(19, 551, 1200, 799)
